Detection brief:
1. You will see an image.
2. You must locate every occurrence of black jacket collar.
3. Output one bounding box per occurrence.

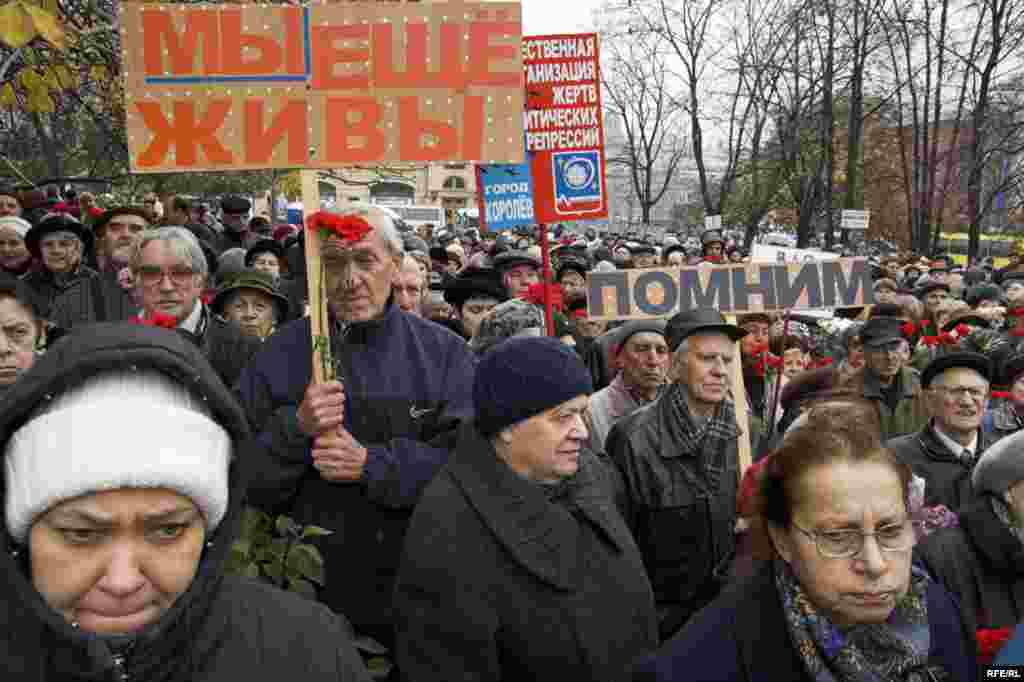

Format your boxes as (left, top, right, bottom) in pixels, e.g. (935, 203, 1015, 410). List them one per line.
(916, 422, 991, 463)
(960, 495, 1024, 576)
(448, 423, 631, 592)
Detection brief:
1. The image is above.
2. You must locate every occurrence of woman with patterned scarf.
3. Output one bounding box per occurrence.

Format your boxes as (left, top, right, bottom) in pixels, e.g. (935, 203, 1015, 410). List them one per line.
(634, 423, 976, 682)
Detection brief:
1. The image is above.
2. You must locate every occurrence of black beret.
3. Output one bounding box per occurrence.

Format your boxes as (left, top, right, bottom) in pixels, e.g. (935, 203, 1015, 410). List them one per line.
(921, 352, 992, 388)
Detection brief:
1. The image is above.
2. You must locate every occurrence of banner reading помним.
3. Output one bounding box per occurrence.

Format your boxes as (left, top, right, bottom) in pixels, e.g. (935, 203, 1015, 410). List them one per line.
(586, 259, 875, 321)
(120, 2, 524, 172)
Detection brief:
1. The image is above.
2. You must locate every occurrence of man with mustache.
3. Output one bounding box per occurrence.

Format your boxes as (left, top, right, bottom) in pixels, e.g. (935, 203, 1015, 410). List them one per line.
(236, 205, 476, 664)
(48, 206, 149, 330)
(605, 310, 747, 642)
(886, 352, 994, 510)
(584, 320, 669, 452)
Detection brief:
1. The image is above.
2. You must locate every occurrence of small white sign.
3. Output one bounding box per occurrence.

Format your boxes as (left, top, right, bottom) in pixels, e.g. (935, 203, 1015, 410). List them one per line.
(705, 214, 722, 231)
(841, 209, 870, 230)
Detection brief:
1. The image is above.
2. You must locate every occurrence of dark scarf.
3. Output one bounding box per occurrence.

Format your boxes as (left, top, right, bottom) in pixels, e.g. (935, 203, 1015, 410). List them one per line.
(667, 383, 739, 492)
(775, 559, 942, 682)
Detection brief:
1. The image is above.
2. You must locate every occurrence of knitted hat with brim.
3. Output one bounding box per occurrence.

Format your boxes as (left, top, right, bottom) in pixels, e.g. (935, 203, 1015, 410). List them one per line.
(0, 324, 250, 544)
(474, 336, 593, 436)
(210, 270, 289, 321)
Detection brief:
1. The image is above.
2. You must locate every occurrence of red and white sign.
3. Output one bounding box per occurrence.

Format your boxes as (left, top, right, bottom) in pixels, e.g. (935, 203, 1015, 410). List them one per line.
(523, 33, 608, 224)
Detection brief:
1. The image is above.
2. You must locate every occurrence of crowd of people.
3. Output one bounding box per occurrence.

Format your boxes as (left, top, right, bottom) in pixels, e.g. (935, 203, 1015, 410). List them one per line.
(3, 184, 1024, 680)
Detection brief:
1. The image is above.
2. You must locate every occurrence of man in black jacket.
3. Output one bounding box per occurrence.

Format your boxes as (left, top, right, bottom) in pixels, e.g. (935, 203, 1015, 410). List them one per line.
(606, 309, 747, 642)
(887, 352, 994, 510)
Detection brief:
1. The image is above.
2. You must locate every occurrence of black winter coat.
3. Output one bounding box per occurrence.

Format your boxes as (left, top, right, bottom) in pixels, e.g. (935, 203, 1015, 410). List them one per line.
(0, 322, 370, 682)
(21, 265, 99, 318)
(886, 423, 994, 510)
(605, 384, 739, 641)
(394, 424, 658, 682)
(918, 494, 1024, 635)
(48, 268, 136, 330)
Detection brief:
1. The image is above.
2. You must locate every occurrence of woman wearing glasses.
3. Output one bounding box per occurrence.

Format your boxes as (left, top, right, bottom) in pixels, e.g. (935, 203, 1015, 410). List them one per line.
(634, 423, 977, 681)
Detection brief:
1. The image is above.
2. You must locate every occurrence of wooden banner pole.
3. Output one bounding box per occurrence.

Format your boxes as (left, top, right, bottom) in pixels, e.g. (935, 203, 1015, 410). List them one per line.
(727, 314, 752, 480)
(539, 223, 555, 337)
(301, 170, 331, 384)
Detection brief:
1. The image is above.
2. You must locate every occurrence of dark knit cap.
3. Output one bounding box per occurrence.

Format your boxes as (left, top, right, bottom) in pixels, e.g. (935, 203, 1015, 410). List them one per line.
(474, 336, 593, 436)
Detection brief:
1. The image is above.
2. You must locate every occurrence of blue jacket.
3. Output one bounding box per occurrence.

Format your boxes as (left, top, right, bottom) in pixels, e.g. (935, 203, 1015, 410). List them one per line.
(236, 303, 475, 632)
(634, 561, 977, 682)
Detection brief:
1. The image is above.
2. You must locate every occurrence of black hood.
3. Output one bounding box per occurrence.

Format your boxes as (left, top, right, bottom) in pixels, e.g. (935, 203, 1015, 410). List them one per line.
(0, 323, 251, 680)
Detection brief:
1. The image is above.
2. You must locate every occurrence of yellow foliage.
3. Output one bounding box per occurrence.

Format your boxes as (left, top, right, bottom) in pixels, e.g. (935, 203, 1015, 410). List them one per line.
(278, 171, 302, 199)
(89, 65, 106, 83)
(24, 89, 52, 112)
(46, 64, 75, 89)
(0, 83, 16, 107)
(0, 0, 65, 49)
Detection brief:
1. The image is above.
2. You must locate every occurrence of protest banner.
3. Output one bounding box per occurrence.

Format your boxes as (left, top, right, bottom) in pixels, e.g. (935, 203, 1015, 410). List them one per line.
(475, 162, 534, 231)
(120, 1, 524, 172)
(523, 33, 607, 223)
(586, 259, 874, 321)
(752, 244, 840, 263)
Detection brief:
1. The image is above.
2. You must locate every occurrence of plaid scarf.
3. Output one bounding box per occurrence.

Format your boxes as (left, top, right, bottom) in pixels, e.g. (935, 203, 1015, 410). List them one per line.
(667, 383, 739, 492)
(776, 560, 944, 682)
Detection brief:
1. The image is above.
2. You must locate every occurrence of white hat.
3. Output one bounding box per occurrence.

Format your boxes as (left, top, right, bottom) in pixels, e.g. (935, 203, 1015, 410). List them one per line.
(0, 216, 31, 239)
(4, 370, 232, 542)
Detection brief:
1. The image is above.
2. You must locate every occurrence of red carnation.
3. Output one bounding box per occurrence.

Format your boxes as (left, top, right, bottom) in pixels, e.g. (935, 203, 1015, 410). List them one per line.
(992, 390, 1012, 400)
(977, 627, 1013, 666)
(522, 282, 564, 310)
(307, 211, 373, 244)
(1012, 327, 1024, 338)
(766, 354, 784, 370)
(901, 321, 916, 338)
(129, 312, 178, 330)
(922, 335, 940, 347)
(954, 323, 971, 337)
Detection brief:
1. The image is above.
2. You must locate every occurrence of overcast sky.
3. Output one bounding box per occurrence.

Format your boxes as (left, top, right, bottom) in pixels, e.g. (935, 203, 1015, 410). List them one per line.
(521, 0, 602, 36)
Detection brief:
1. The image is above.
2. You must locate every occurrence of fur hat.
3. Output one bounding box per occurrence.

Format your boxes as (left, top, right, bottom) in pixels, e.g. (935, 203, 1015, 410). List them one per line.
(470, 299, 545, 355)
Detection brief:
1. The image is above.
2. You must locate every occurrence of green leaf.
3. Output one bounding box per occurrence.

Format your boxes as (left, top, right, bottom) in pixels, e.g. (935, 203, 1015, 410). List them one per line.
(287, 577, 318, 600)
(286, 543, 326, 585)
(243, 564, 261, 579)
(366, 657, 393, 680)
(300, 525, 333, 539)
(262, 560, 283, 584)
(231, 538, 251, 558)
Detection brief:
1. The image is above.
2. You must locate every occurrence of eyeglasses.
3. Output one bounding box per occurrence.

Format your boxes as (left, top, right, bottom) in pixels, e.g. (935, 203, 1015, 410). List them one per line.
(932, 385, 988, 401)
(136, 265, 196, 287)
(791, 520, 913, 559)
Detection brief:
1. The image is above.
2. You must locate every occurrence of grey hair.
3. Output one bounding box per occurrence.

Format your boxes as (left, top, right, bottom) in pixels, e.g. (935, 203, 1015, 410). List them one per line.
(327, 204, 404, 257)
(130, 226, 208, 278)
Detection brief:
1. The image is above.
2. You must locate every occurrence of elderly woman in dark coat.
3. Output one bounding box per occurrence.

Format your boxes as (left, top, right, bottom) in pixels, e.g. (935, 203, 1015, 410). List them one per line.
(394, 337, 657, 682)
(0, 323, 370, 681)
(635, 422, 976, 682)
(918, 429, 1024, 657)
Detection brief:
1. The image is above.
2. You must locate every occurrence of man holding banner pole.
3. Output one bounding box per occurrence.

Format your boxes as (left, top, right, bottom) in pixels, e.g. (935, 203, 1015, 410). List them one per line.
(237, 205, 476, 656)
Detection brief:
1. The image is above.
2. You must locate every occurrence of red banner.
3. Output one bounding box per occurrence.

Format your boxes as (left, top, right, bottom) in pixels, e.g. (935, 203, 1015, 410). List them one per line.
(523, 33, 608, 224)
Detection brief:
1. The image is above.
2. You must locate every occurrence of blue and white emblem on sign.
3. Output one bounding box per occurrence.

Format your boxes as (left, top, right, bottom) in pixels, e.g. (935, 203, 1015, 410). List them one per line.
(552, 150, 603, 215)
